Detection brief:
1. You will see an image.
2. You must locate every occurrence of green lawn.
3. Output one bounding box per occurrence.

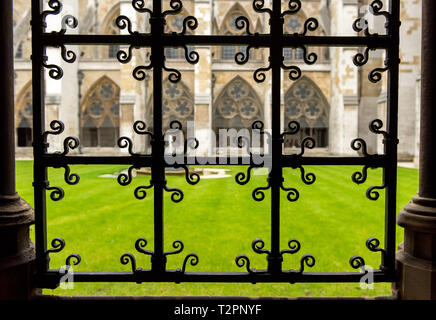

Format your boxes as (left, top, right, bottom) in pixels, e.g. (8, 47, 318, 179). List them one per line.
(15, 160, 418, 297)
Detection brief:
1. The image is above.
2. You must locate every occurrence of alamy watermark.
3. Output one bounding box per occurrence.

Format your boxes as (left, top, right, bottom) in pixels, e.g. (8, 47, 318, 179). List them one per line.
(59, 265, 75, 290)
(163, 121, 272, 170)
(359, 265, 375, 290)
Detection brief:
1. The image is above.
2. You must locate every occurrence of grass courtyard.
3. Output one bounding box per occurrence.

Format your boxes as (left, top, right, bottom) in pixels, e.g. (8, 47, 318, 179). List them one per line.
(15, 160, 418, 297)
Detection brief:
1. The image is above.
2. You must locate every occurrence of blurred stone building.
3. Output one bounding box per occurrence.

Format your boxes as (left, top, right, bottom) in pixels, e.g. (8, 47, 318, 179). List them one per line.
(12, 0, 421, 161)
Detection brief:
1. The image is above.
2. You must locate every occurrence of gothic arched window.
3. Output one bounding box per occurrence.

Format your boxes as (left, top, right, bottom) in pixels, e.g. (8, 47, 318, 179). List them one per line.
(81, 77, 120, 147)
(146, 79, 194, 131)
(219, 5, 251, 60)
(164, 10, 194, 60)
(284, 77, 329, 148)
(15, 82, 33, 147)
(162, 80, 194, 129)
(214, 77, 263, 148)
(102, 5, 121, 59)
(282, 12, 329, 62)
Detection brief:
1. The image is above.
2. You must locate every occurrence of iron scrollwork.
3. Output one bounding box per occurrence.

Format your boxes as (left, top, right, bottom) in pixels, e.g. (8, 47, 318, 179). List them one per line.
(42, 120, 80, 201)
(46, 237, 82, 270)
(349, 237, 385, 271)
(352, 1, 392, 83)
(41, 1, 79, 79)
(350, 119, 387, 200)
(120, 238, 199, 277)
(280, 121, 316, 201)
(235, 238, 315, 279)
(235, 121, 272, 202)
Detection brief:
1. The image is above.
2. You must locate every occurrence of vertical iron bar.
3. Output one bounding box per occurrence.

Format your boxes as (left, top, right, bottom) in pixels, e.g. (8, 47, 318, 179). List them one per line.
(150, 0, 166, 272)
(383, 0, 400, 273)
(267, 0, 283, 274)
(31, 0, 49, 273)
(0, 0, 16, 197)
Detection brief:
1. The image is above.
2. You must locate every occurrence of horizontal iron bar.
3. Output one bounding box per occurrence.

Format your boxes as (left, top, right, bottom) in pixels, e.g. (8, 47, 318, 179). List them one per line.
(41, 155, 387, 168)
(281, 155, 387, 167)
(34, 270, 396, 288)
(41, 34, 392, 48)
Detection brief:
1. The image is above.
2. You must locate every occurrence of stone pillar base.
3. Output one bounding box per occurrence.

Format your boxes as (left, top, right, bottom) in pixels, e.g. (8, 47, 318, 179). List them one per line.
(395, 196, 436, 299)
(0, 193, 38, 300)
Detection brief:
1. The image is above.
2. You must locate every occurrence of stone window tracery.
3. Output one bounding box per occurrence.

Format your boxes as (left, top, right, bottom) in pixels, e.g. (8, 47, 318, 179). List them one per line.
(219, 6, 251, 60)
(15, 82, 33, 147)
(81, 77, 120, 147)
(284, 77, 329, 148)
(214, 77, 263, 148)
(164, 10, 194, 60)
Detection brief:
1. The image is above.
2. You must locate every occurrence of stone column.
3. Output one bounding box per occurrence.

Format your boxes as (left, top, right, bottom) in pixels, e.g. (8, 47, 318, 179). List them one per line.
(194, 0, 213, 157)
(120, 0, 137, 154)
(59, 0, 80, 152)
(329, 0, 359, 155)
(0, 0, 35, 299)
(395, 0, 436, 300)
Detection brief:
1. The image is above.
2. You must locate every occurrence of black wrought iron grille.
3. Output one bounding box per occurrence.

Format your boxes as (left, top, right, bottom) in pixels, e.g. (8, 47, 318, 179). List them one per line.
(31, 0, 400, 288)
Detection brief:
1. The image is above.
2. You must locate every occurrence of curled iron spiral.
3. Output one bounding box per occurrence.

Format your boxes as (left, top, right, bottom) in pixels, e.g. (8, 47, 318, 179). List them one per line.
(369, 65, 389, 83)
(60, 45, 76, 63)
(132, 0, 153, 15)
(351, 138, 369, 157)
(117, 165, 139, 186)
(42, 56, 63, 80)
(115, 15, 137, 35)
(134, 183, 153, 200)
(41, 0, 62, 22)
(299, 18, 319, 36)
(120, 253, 138, 273)
(60, 14, 78, 34)
(178, 16, 198, 35)
(60, 136, 80, 156)
(118, 136, 139, 156)
(133, 62, 153, 81)
(366, 237, 384, 253)
(253, 61, 272, 83)
(235, 16, 254, 36)
(281, 239, 301, 255)
(281, 61, 302, 81)
(163, 183, 184, 203)
(183, 46, 200, 64)
(235, 166, 254, 186)
(280, 182, 299, 202)
(135, 238, 154, 256)
(281, 120, 300, 141)
(294, 254, 315, 274)
(163, 0, 183, 16)
(46, 237, 66, 254)
(252, 181, 271, 201)
(164, 240, 185, 257)
(163, 65, 182, 83)
(61, 165, 80, 185)
(352, 165, 369, 185)
(297, 136, 316, 156)
(133, 120, 154, 139)
(349, 255, 366, 270)
(235, 45, 254, 65)
(235, 255, 255, 274)
(366, 184, 385, 201)
(252, 238, 271, 255)
(117, 45, 140, 64)
(45, 184, 65, 201)
(252, 0, 272, 16)
(66, 254, 81, 267)
(281, 0, 302, 18)
(179, 253, 199, 274)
